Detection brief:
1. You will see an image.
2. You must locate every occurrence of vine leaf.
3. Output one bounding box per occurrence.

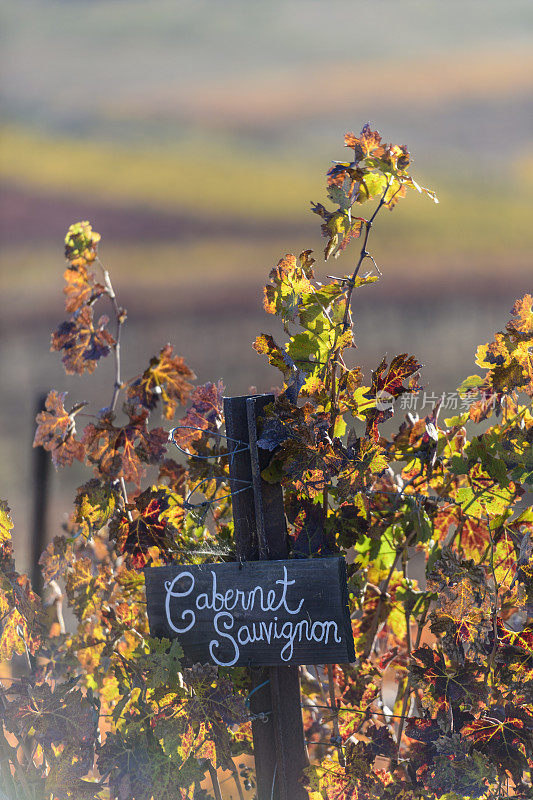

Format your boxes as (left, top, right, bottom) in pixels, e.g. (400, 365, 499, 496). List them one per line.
(109, 486, 184, 568)
(258, 398, 338, 493)
(473, 296, 533, 397)
(364, 353, 422, 439)
(0, 499, 14, 547)
(427, 550, 493, 662)
(311, 202, 364, 260)
(253, 333, 297, 381)
(83, 405, 168, 486)
(33, 390, 86, 467)
(285, 495, 328, 556)
(170, 380, 224, 453)
(0, 508, 43, 660)
(2, 679, 101, 799)
(455, 464, 516, 518)
(433, 506, 489, 561)
(409, 646, 483, 714)
(462, 706, 533, 784)
(51, 306, 115, 375)
(74, 478, 120, 538)
(507, 293, 533, 336)
(263, 251, 315, 328)
(127, 344, 195, 420)
(63, 264, 105, 313)
(344, 124, 383, 157)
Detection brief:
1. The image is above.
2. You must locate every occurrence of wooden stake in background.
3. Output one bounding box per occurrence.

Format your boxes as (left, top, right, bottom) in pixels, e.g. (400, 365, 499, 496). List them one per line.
(224, 394, 309, 800)
(31, 392, 50, 596)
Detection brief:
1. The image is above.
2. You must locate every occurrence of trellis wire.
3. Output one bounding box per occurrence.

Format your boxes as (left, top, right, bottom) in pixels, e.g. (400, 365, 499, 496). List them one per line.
(169, 425, 254, 517)
(184, 475, 252, 513)
(168, 425, 250, 463)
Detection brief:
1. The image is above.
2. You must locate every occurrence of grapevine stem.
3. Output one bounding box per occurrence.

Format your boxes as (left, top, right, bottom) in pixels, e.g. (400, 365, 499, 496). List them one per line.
(227, 758, 245, 800)
(206, 760, 223, 800)
(392, 600, 429, 767)
(312, 665, 330, 707)
(362, 530, 415, 661)
(326, 180, 391, 443)
(96, 257, 125, 412)
(484, 519, 499, 687)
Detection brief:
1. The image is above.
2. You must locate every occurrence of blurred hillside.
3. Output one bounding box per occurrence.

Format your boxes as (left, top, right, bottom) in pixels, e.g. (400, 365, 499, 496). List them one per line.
(0, 0, 532, 570)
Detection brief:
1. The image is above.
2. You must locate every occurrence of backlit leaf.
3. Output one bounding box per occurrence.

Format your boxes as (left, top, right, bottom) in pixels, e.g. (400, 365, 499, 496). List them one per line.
(63, 264, 105, 313)
(74, 478, 120, 538)
(364, 353, 422, 439)
(263, 251, 315, 326)
(83, 405, 168, 486)
(507, 293, 533, 336)
(311, 203, 364, 260)
(127, 344, 195, 420)
(344, 124, 383, 159)
(0, 499, 13, 547)
(109, 485, 184, 569)
(33, 390, 85, 467)
(51, 306, 115, 375)
(170, 380, 224, 454)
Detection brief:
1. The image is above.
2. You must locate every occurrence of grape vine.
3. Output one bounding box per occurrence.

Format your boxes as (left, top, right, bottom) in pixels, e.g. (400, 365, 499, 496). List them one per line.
(0, 124, 531, 800)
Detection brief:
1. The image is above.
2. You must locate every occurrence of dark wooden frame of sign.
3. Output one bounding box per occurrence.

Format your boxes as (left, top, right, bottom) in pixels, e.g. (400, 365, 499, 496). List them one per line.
(225, 394, 310, 800)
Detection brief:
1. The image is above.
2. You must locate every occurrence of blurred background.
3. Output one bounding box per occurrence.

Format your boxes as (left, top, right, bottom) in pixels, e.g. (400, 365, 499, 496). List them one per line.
(1, 0, 532, 574)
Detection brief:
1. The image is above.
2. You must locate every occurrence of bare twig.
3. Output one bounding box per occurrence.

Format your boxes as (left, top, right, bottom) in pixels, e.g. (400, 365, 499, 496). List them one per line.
(484, 519, 500, 687)
(96, 257, 126, 412)
(48, 579, 66, 634)
(227, 758, 245, 800)
(312, 665, 330, 707)
(206, 760, 223, 800)
(362, 530, 416, 661)
(393, 599, 430, 765)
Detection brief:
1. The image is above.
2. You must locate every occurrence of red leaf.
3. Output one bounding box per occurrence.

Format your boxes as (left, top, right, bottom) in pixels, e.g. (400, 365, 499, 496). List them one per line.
(110, 486, 184, 568)
(364, 354, 422, 439)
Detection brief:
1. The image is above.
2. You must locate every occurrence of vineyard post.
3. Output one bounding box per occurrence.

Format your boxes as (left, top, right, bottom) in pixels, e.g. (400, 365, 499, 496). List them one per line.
(224, 394, 309, 800)
(31, 392, 50, 595)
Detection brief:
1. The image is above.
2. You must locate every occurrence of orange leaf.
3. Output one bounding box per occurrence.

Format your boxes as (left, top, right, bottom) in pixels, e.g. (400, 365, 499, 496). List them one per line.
(51, 306, 115, 375)
(33, 390, 85, 467)
(127, 344, 195, 420)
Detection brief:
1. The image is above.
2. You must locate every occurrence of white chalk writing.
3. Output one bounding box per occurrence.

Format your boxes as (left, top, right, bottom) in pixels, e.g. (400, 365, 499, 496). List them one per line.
(164, 565, 341, 666)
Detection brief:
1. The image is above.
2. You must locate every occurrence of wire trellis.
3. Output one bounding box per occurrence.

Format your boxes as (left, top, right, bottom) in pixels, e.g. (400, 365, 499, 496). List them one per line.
(169, 425, 255, 517)
(168, 426, 250, 463)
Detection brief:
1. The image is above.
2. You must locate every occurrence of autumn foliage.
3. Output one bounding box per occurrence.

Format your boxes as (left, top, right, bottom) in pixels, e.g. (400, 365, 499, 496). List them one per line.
(1, 125, 532, 800)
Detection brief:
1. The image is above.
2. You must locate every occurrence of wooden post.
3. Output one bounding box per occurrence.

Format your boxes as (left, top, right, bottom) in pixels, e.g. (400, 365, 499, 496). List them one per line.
(31, 393, 50, 595)
(224, 395, 309, 800)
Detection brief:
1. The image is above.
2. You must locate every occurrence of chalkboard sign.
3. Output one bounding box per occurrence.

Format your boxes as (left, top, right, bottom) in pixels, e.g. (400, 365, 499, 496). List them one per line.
(145, 557, 355, 667)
